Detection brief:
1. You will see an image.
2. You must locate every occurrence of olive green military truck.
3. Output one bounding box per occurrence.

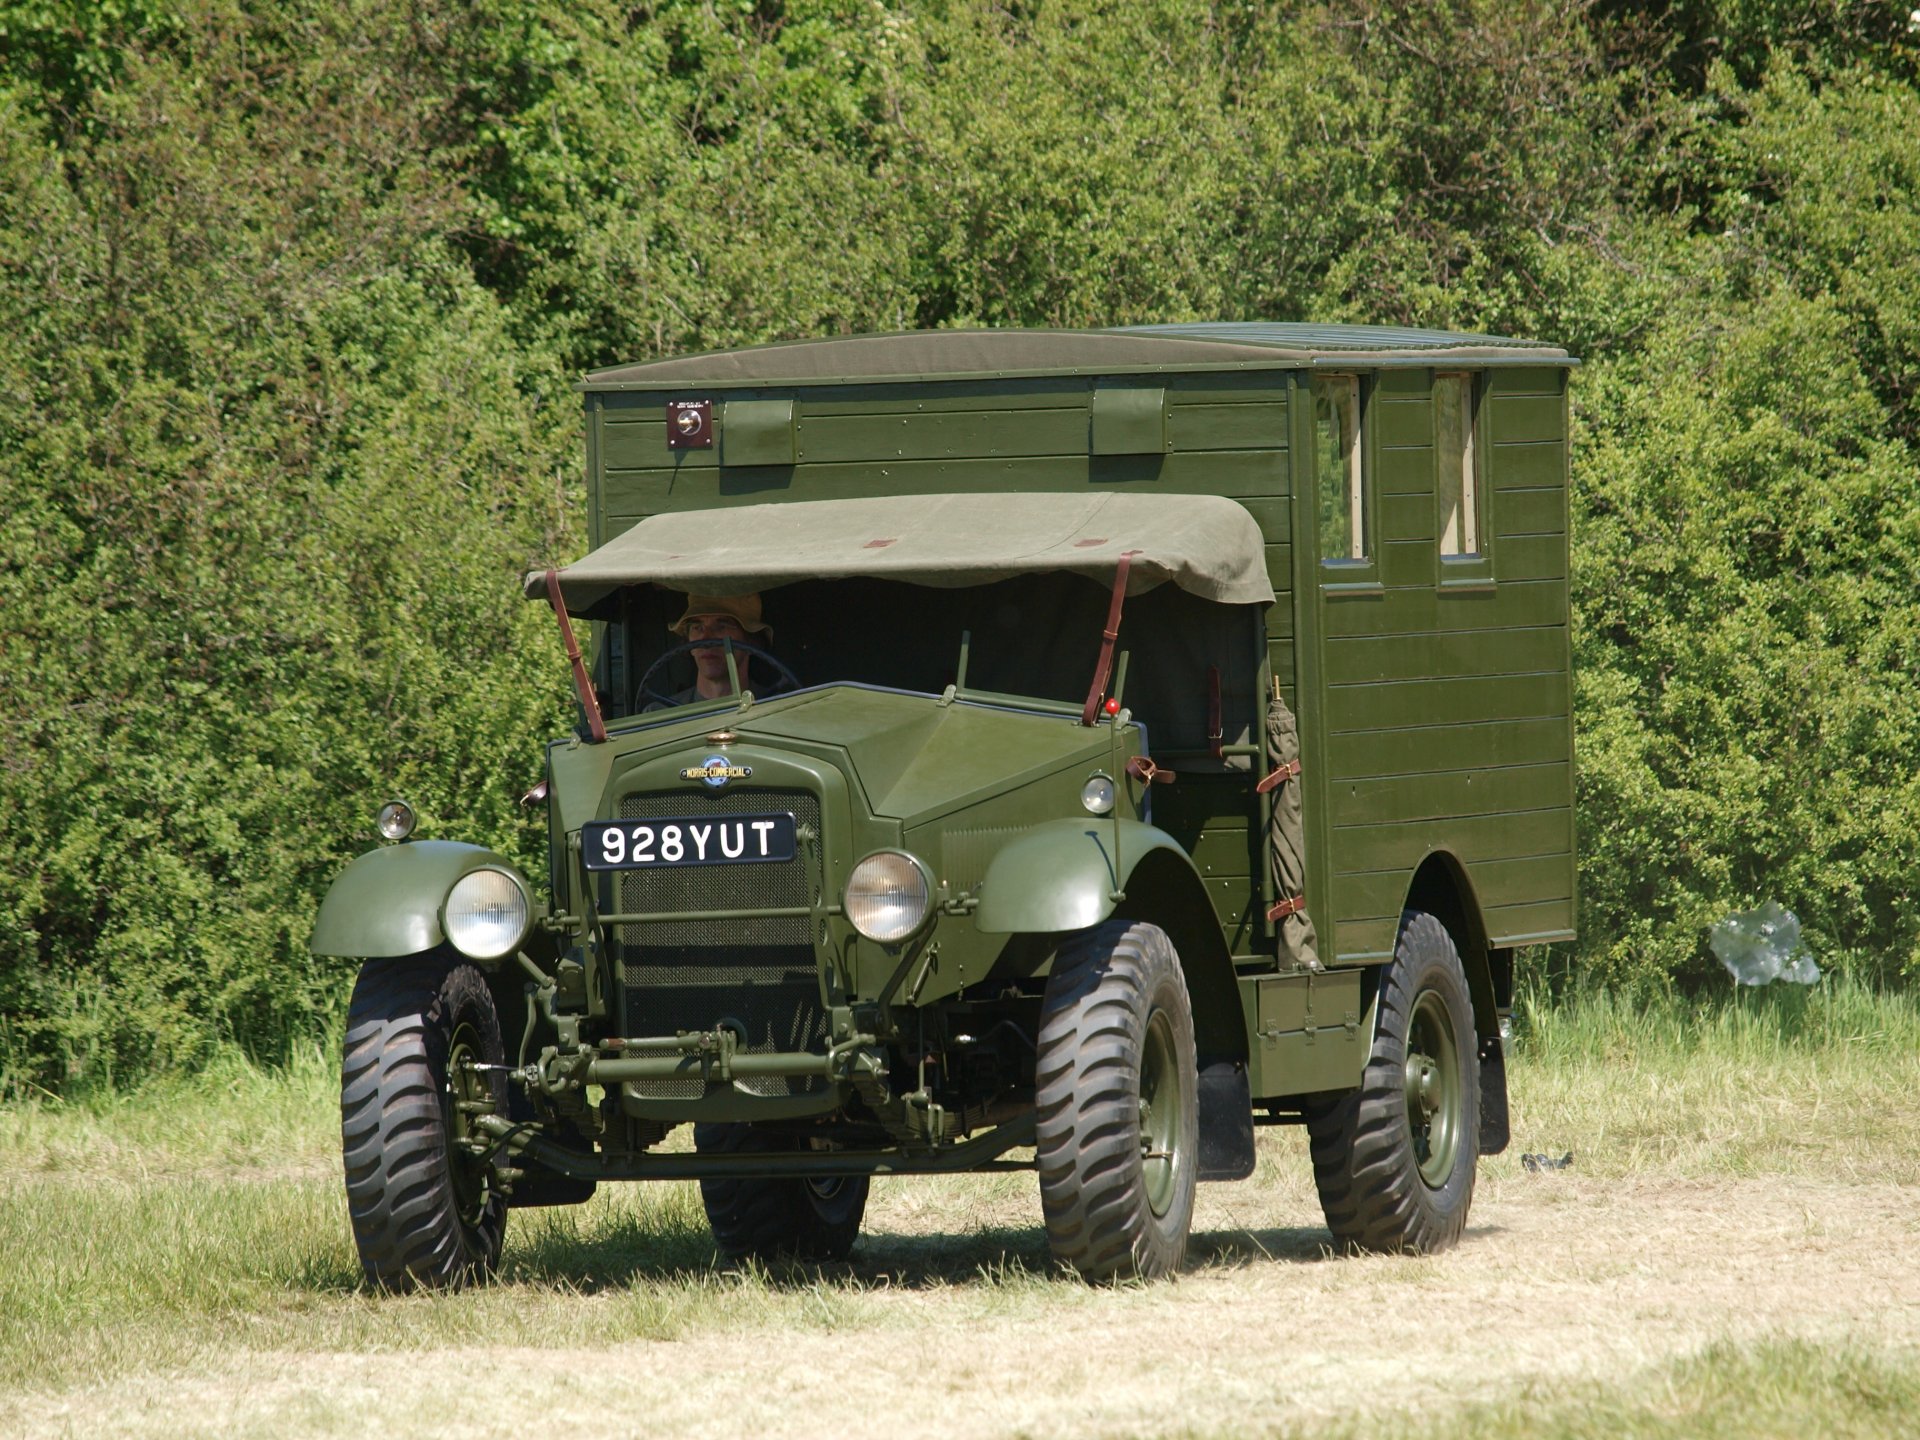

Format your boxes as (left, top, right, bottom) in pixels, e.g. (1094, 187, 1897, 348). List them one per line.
(312, 324, 1577, 1287)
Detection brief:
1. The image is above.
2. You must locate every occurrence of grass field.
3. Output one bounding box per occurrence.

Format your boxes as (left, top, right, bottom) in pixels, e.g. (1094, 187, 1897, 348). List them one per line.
(4, 981, 1918, 1439)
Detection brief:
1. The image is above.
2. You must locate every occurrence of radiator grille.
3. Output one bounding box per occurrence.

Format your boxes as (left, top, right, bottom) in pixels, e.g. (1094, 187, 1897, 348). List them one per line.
(612, 788, 825, 1097)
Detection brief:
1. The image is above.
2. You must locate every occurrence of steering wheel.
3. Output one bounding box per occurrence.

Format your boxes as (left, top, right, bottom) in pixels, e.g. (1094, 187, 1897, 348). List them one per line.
(635, 638, 801, 709)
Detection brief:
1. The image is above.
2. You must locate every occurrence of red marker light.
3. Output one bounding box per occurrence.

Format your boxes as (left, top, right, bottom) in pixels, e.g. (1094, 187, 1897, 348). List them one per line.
(1104, 698, 1120, 716)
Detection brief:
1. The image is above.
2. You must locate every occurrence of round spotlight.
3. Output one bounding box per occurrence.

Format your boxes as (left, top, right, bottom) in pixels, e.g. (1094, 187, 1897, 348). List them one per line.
(844, 850, 933, 945)
(376, 799, 416, 842)
(443, 868, 530, 961)
(1081, 773, 1116, 815)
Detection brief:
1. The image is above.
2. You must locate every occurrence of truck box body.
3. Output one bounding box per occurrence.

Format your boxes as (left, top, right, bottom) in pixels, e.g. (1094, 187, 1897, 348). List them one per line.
(578, 325, 1576, 981)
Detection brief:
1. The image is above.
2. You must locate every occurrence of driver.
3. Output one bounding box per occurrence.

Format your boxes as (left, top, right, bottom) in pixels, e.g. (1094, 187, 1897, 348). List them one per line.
(645, 592, 777, 709)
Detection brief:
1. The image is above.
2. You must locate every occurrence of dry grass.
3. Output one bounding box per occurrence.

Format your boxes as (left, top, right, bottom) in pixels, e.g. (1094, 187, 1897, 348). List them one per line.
(4, 983, 1918, 1439)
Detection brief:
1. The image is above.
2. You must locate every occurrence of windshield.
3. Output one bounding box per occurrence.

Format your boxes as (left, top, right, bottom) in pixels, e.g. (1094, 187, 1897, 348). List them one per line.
(601, 573, 1265, 755)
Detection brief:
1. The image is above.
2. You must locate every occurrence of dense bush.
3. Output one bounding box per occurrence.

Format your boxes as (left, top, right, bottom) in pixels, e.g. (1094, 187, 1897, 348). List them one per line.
(2, 0, 1917, 1087)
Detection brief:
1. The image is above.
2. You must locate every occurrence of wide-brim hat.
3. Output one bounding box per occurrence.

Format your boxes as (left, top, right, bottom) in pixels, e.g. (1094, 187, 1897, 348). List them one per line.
(668, 592, 772, 639)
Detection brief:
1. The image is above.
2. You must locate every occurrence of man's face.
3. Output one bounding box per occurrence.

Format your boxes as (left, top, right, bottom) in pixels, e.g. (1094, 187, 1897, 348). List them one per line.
(685, 613, 751, 684)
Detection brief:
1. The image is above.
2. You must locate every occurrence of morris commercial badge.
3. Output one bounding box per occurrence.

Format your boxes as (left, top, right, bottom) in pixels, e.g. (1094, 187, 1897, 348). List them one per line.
(683, 754, 753, 788)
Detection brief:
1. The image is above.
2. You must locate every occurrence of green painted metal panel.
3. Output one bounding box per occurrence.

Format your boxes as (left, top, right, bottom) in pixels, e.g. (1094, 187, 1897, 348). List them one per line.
(1373, 397, 1432, 449)
(1333, 807, 1574, 873)
(1339, 852, 1571, 919)
(1495, 488, 1567, 537)
(1091, 384, 1170, 455)
(1321, 579, 1568, 638)
(722, 398, 797, 466)
(1489, 442, 1564, 489)
(1327, 716, 1572, 780)
(1331, 917, 1398, 960)
(1330, 762, 1571, 826)
(1204, 876, 1258, 951)
(1326, 670, 1570, 734)
(1187, 825, 1256, 878)
(1487, 394, 1564, 445)
(1168, 402, 1291, 452)
(1324, 626, 1568, 685)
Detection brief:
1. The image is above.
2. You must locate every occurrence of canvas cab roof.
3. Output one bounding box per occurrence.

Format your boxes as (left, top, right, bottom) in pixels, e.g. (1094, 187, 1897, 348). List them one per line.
(581, 321, 1575, 391)
(528, 492, 1274, 616)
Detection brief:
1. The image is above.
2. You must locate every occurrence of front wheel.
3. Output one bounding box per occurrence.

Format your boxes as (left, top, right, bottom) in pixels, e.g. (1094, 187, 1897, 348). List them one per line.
(1306, 910, 1479, 1254)
(1034, 920, 1198, 1281)
(340, 952, 510, 1290)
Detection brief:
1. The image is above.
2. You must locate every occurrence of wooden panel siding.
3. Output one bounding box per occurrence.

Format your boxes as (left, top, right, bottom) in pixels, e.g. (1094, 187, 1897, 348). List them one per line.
(1237, 497, 1292, 543)
(1495, 488, 1567, 537)
(1334, 809, 1573, 874)
(1340, 853, 1571, 920)
(599, 448, 1295, 520)
(1321, 579, 1568, 638)
(1325, 671, 1569, 735)
(1373, 397, 1433, 449)
(1330, 762, 1571, 826)
(1488, 441, 1563, 489)
(1486, 394, 1564, 445)
(1323, 626, 1568, 685)
(1378, 493, 1436, 543)
(1169, 402, 1291, 452)
(1481, 897, 1578, 943)
(1327, 716, 1569, 780)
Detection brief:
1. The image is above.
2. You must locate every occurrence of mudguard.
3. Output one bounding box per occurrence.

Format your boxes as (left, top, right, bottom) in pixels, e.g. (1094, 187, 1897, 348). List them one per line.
(310, 840, 529, 959)
(974, 819, 1191, 935)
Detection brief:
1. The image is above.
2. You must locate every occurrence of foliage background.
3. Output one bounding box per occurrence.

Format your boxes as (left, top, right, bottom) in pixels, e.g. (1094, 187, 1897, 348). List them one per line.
(2, 0, 1917, 1089)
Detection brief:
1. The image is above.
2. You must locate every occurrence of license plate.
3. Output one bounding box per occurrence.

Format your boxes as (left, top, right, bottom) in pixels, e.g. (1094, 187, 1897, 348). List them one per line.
(582, 813, 797, 871)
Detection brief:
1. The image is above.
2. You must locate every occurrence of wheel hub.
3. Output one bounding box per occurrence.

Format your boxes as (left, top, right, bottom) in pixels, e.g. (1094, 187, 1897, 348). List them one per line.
(1403, 991, 1462, 1190)
(1138, 1010, 1186, 1218)
(444, 1026, 500, 1227)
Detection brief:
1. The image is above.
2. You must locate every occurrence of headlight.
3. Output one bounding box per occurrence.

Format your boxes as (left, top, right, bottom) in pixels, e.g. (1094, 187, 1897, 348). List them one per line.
(1081, 773, 1116, 815)
(844, 851, 933, 944)
(376, 799, 416, 842)
(443, 868, 529, 960)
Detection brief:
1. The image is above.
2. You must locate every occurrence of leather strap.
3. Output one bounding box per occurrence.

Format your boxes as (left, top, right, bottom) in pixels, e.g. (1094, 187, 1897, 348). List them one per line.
(544, 568, 607, 743)
(1080, 551, 1140, 726)
(1125, 755, 1176, 785)
(1266, 894, 1307, 922)
(1256, 758, 1302, 794)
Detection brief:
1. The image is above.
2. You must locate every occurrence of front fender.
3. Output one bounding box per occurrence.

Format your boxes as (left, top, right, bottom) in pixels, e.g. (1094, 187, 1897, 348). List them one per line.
(310, 840, 528, 959)
(974, 819, 1190, 935)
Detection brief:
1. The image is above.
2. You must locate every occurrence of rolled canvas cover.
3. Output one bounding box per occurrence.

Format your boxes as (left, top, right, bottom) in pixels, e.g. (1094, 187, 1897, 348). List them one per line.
(529, 492, 1275, 617)
(1265, 689, 1321, 973)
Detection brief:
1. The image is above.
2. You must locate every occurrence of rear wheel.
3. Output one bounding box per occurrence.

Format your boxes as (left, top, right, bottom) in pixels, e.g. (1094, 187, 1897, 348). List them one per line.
(694, 1124, 869, 1261)
(341, 952, 509, 1290)
(1306, 910, 1479, 1254)
(1034, 920, 1198, 1281)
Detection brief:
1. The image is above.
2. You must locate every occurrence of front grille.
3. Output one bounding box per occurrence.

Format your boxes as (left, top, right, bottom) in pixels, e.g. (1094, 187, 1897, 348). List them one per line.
(612, 788, 825, 1097)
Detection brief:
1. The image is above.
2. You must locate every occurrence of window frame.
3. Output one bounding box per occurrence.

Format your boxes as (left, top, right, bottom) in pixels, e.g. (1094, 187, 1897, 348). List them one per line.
(1434, 370, 1495, 590)
(1312, 373, 1379, 591)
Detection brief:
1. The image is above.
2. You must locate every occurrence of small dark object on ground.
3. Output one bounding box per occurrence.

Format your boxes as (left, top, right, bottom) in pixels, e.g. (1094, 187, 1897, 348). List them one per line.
(1521, 1151, 1574, 1173)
